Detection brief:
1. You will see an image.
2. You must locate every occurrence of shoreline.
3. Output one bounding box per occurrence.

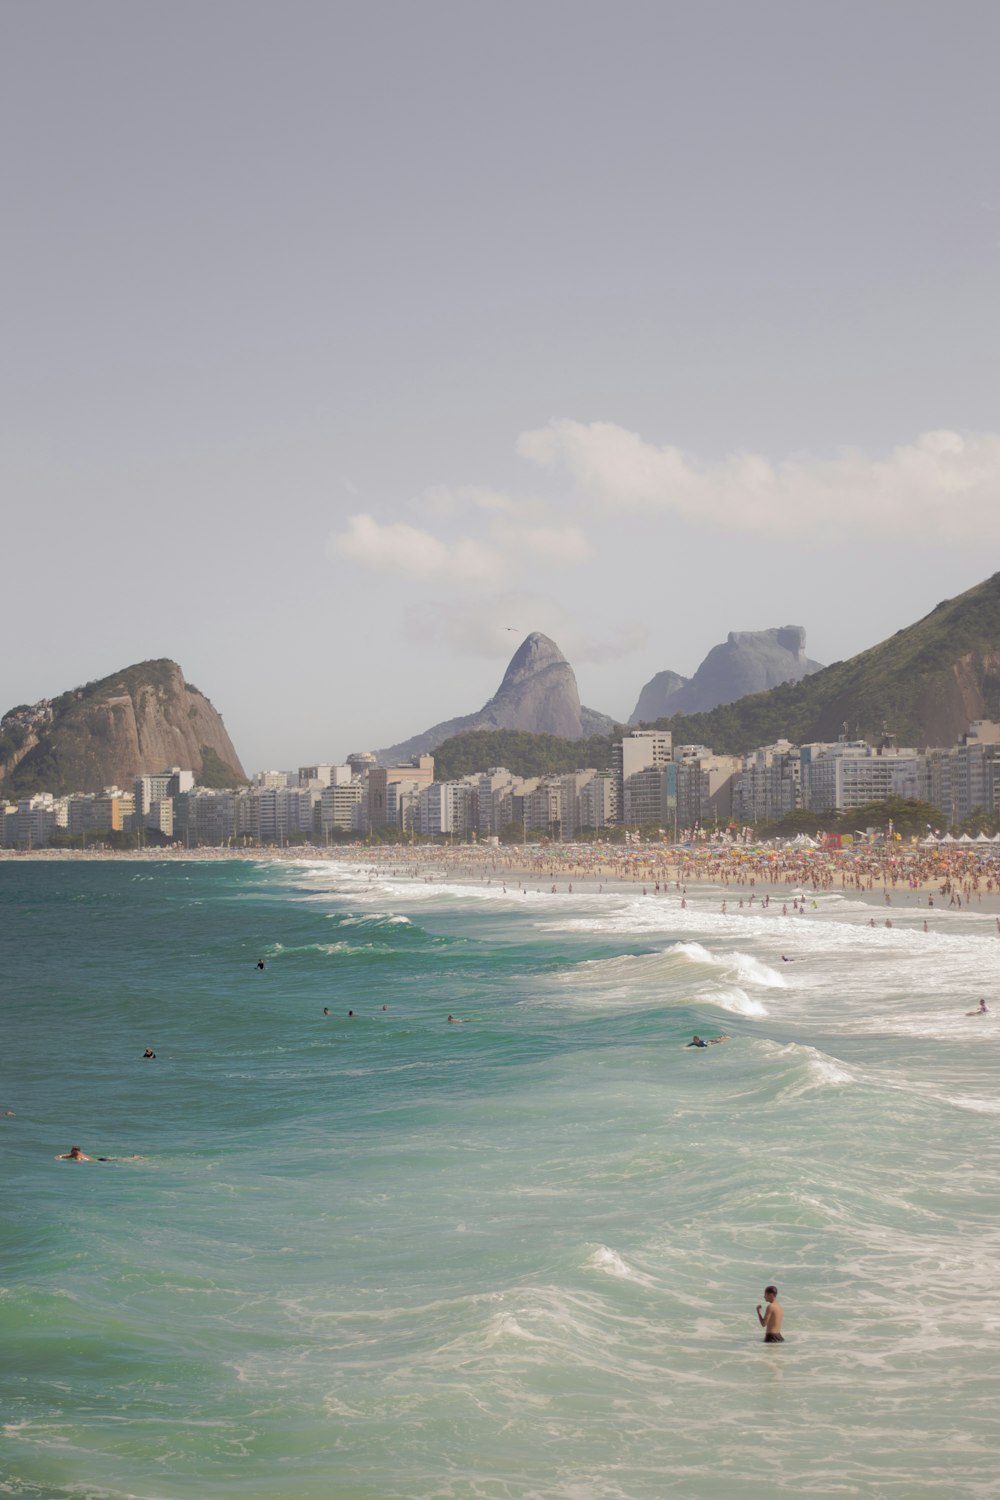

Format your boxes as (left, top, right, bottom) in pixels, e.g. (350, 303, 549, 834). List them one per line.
(4, 841, 1000, 912)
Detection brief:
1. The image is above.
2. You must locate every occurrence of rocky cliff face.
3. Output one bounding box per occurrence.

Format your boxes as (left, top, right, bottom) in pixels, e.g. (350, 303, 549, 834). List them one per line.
(630, 627, 823, 723)
(1, 660, 246, 797)
(379, 633, 612, 763)
(629, 670, 687, 725)
(651, 572, 1000, 753)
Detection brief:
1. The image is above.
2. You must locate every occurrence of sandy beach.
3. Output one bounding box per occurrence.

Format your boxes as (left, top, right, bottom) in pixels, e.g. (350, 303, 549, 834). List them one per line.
(6, 839, 1000, 913)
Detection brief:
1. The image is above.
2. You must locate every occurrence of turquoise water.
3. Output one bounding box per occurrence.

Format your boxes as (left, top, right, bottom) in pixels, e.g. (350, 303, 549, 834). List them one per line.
(3, 857, 1000, 1499)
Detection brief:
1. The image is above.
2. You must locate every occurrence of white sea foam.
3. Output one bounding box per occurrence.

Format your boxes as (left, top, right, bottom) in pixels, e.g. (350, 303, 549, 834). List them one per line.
(585, 1246, 656, 1288)
(703, 984, 768, 1017)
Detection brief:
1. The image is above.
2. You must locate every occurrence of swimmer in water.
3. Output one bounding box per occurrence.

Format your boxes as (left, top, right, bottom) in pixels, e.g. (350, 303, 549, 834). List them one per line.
(756, 1285, 784, 1343)
(447, 1014, 465, 1023)
(256, 959, 265, 970)
(323, 1007, 330, 1016)
(686, 1034, 729, 1047)
(966, 999, 989, 1015)
(143, 1048, 156, 1059)
(56, 1146, 142, 1162)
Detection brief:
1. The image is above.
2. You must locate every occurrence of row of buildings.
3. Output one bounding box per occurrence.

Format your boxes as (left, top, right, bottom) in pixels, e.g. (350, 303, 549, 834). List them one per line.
(5, 722, 1000, 848)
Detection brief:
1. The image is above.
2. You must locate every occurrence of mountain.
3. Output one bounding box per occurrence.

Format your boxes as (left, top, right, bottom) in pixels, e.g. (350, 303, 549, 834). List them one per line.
(378, 633, 615, 764)
(0, 659, 246, 798)
(653, 573, 1000, 753)
(630, 626, 822, 722)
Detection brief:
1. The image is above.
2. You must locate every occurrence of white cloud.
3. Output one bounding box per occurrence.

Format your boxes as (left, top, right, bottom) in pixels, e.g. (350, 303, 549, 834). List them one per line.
(418, 484, 523, 520)
(492, 519, 593, 566)
(330, 514, 497, 581)
(329, 511, 592, 580)
(517, 420, 1000, 541)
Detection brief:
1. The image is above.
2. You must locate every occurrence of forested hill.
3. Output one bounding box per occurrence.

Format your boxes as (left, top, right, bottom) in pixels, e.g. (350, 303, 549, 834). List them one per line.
(432, 728, 622, 781)
(432, 573, 1000, 773)
(645, 572, 1000, 753)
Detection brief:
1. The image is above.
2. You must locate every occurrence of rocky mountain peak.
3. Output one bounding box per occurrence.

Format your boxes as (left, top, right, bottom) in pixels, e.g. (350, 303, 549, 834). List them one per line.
(631, 626, 823, 723)
(377, 632, 612, 763)
(498, 632, 568, 689)
(0, 658, 246, 797)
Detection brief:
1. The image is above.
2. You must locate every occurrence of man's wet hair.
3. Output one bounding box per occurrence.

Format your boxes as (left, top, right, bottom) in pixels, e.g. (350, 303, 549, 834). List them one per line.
(765, 1285, 777, 1296)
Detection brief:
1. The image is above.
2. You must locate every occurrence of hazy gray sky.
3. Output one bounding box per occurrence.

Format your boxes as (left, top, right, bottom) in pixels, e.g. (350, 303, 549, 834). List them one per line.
(4, 1, 999, 770)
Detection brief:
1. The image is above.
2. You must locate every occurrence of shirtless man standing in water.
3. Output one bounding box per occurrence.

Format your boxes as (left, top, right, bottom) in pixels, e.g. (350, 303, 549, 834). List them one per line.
(756, 1285, 784, 1342)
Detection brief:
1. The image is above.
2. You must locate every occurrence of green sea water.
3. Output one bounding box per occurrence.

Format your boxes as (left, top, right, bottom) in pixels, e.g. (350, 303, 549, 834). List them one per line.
(3, 857, 1000, 1499)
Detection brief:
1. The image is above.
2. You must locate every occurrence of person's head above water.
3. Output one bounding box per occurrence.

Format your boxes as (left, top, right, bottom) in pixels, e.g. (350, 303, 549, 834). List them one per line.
(764, 1285, 777, 1300)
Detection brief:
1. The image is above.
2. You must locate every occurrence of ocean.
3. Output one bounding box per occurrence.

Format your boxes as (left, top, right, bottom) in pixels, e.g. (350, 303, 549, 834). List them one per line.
(2, 856, 999, 1499)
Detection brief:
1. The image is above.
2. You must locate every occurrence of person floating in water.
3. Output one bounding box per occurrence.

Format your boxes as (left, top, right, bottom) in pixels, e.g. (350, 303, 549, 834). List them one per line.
(781, 955, 794, 962)
(323, 1007, 330, 1017)
(56, 1146, 142, 1162)
(686, 1034, 729, 1048)
(447, 1014, 465, 1023)
(757, 1285, 784, 1342)
(143, 1048, 156, 1059)
(256, 959, 265, 970)
(966, 999, 989, 1015)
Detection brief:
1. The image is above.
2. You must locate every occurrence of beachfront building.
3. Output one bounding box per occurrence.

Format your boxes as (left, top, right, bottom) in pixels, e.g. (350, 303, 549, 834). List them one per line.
(246, 786, 315, 842)
(319, 780, 364, 836)
(579, 771, 616, 831)
(416, 780, 475, 838)
(675, 753, 740, 831)
(622, 763, 677, 829)
(297, 764, 355, 788)
(476, 769, 519, 836)
(252, 770, 289, 789)
(732, 741, 802, 825)
(612, 730, 672, 822)
(558, 770, 600, 837)
(135, 769, 194, 834)
(66, 788, 134, 836)
(908, 722, 1000, 827)
(805, 740, 920, 814)
(367, 757, 435, 830)
(0, 793, 63, 848)
(522, 779, 564, 837)
(384, 777, 424, 835)
(174, 788, 241, 844)
(950, 721, 1000, 823)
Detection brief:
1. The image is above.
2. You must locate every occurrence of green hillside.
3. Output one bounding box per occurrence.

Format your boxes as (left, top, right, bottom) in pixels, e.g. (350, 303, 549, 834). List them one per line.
(649, 573, 1000, 752)
(432, 574, 1000, 774)
(433, 728, 621, 781)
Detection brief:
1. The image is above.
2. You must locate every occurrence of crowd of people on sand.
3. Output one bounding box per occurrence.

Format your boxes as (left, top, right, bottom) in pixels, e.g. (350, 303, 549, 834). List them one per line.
(296, 842, 1000, 919)
(7, 839, 1000, 901)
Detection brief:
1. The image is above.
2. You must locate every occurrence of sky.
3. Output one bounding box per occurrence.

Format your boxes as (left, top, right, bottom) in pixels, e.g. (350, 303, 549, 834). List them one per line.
(4, 1, 999, 772)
